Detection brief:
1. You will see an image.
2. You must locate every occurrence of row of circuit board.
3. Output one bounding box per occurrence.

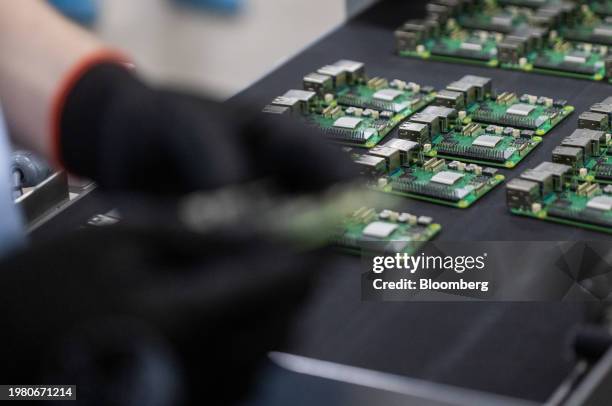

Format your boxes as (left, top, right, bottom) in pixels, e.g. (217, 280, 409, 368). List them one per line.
(395, 0, 612, 82)
(507, 96, 612, 233)
(263, 61, 579, 209)
(400, 74, 572, 168)
(346, 72, 576, 207)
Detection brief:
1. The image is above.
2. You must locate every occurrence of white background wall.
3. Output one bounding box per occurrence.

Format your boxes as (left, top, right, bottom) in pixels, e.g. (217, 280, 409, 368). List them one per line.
(95, 0, 347, 99)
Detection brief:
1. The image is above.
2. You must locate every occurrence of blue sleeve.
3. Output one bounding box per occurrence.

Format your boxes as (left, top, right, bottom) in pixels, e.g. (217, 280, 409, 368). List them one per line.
(0, 105, 24, 258)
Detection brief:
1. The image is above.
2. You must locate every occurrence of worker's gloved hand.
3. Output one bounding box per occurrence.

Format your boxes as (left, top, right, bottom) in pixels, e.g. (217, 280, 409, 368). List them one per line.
(58, 64, 356, 194)
(0, 223, 321, 406)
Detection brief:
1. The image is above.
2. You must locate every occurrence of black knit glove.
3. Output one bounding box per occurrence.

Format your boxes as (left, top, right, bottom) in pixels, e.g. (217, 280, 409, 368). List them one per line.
(59, 64, 356, 194)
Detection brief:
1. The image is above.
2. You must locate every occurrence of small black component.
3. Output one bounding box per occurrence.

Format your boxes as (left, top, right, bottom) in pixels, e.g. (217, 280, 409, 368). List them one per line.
(520, 129, 535, 138)
(472, 109, 539, 129)
(595, 164, 612, 181)
(321, 127, 372, 144)
(482, 167, 499, 177)
(553, 99, 567, 108)
(436, 142, 508, 163)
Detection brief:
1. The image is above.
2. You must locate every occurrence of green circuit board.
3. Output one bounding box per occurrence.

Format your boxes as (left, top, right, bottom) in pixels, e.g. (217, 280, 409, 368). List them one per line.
(550, 100, 612, 184)
(589, 1, 612, 18)
(509, 185, 612, 234)
(403, 29, 500, 67)
(426, 125, 542, 168)
(335, 207, 441, 255)
(335, 83, 435, 114)
(395, 0, 612, 82)
(555, 134, 612, 184)
(263, 60, 436, 148)
(307, 106, 390, 148)
(457, 6, 530, 33)
(583, 155, 612, 183)
(376, 159, 505, 208)
(523, 41, 607, 81)
(467, 95, 575, 134)
(307, 84, 435, 148)
(507, 160, 612, 233)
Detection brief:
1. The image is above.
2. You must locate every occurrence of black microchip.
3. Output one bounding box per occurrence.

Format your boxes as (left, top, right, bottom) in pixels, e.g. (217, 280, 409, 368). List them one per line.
(513, 137, 529, 145)
(520, 129, 535, 138)
(553, 99, 567, 107)
(482, 167, 499, 177)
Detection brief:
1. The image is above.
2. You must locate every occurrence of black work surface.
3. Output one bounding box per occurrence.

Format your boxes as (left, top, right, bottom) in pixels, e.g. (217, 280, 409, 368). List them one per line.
(33, 1, 605, 403)
(228, 0, 604, 403)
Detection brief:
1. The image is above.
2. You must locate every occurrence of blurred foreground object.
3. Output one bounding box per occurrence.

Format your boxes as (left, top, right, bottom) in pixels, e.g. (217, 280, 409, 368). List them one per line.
(0, 221, 321, 405)
(49, 0, 99, 25)
(173, 0, 243, 14)
(58, 63, 357, 195)
(1, 170, 389, 405)
(11, 150, 52, 197)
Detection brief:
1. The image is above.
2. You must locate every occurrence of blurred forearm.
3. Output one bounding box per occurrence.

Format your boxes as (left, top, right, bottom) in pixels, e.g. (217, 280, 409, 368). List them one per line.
(0, 0, 103, 162)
